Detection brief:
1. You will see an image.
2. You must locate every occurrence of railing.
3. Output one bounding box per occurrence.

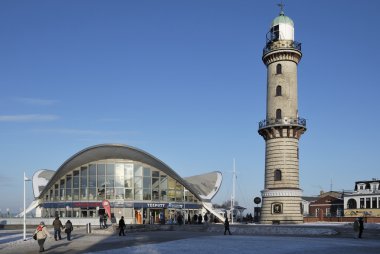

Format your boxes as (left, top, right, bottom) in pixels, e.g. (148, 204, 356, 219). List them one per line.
(258, 117, 306, 129)
(263, 41, 302, 55)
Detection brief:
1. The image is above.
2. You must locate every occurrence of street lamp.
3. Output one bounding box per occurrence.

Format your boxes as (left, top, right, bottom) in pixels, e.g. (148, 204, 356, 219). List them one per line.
(23, 172, 31, 241)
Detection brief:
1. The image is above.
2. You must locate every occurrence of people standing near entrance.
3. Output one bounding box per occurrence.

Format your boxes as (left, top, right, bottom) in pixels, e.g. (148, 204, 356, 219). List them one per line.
(34, 221, 51, 252)
(64, 220, 73, 241)
(118, 216, 126, 236)
(204, 213, 208, 224)
(187, 214, 191, 224)
(224, 218, 232, 235)
(52, 216, 64, 241)
(198, 213, 202, 224)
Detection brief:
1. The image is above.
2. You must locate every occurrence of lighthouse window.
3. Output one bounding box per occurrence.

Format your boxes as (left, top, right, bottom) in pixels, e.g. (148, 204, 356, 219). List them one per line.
(276, 64, 282, 74)
(274, 169, 282, 181)
(276, 86, 282, 96)
(276, 109, 282, 120)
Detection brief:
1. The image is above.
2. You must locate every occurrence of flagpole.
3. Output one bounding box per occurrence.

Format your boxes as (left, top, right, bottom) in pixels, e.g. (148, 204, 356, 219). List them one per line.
(23, 172, 31, 241)
(23, 172, 26, 241)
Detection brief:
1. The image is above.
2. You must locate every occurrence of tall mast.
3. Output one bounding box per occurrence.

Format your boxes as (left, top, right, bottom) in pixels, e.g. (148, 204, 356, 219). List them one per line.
(231, 158, 236, 223)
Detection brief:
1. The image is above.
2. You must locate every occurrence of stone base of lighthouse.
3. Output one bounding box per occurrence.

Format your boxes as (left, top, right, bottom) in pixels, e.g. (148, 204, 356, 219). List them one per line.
(260, 189, 303, 224)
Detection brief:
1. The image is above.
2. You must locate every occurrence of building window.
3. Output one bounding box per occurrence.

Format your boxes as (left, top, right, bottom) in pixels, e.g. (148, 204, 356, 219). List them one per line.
(347, 199, 357, 209)
(372, 198, 377, 209)
(274, 169, 282, 181)
(276, 109, 282, 120)
(276, 64, 282, 74)
(276, 86, 282, 96)
(366, 198, 371, 208)
(360, 198, 364, 208)
(272, 203, 282, 214)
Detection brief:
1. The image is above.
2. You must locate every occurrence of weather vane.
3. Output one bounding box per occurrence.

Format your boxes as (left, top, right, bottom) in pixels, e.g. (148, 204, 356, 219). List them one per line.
(277, 1, 285, 14)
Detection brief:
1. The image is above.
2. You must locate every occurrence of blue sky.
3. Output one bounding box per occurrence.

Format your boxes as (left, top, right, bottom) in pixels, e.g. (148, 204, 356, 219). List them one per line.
(0, 0, 379, 214)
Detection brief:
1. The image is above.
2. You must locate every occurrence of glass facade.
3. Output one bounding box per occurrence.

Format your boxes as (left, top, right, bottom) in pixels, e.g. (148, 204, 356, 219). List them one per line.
(43, 159, 199, 207)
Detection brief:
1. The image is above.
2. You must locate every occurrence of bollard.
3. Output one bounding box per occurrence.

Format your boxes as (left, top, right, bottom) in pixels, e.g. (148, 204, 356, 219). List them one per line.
(86, 223, 92, 234)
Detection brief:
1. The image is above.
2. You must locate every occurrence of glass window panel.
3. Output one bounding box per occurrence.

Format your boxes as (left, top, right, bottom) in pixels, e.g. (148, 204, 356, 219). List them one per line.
(168, 190, 176, 202)
(152, 189, 159, 200)
(66, 175, 72, 189)
(152, 178, 159, 189)
(161, 190, 168, 201)
(152, 170, 159, 178)
(115, 164, 124, 176)
(88, 188, 96, 200)
(97, 175, 106, 189)
(134, 189, 143, 200)
(66, 189, 72, 200)
(106, 188, 114, 199)
(143, 167, 151, 177)
(106, 164, 115, 176)
(97, 164, 106, 176)
(115, 188, 124, 199)
(176, 190, 183, 202)
(125, 164, 133, 178)
(81, 188, 88, 200)
(89, 164, 96, 175)
(73, 189, 79, 200)
(135, 176, 142, 188)
(89, 174, 96, 188)
(143, 189, 151, 200)
(97, 187, 105, 200)
(160, 175, 167, 189)
(115, 176, 124, 187)
(175, 182, 183, 191)
(143, 177, 151, 188)
(125, 189, 133, 200)
(125, 178, 133, 188)
(73, 170, 79, 177)
(168, 177, 176, 189)
(106, 175, 115, 188)
(134, 164, 143, 176)
(81, 167, 88, 188)
(73, 176, 79, 188)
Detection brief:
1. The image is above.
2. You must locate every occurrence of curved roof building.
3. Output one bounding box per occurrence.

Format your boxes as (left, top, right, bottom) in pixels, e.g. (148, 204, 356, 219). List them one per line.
(31, 144, 223, 223)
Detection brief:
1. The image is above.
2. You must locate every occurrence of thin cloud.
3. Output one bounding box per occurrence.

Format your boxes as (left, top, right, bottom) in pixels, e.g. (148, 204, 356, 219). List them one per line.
(14, 97, 58, 106)
(32, 128, 139, 136)
(0, 114, 59, 122)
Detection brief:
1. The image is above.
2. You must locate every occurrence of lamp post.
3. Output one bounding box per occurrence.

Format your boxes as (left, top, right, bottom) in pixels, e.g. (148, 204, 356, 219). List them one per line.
(23, 172, 31, 241)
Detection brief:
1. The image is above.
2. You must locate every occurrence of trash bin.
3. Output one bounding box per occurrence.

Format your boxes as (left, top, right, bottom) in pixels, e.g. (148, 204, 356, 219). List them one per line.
(86, 223, 92, 234)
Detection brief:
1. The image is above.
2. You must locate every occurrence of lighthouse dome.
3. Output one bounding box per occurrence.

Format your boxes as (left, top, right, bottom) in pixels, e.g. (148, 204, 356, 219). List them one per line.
(271, 11, 294, 27)
(269, 11, 294, 41)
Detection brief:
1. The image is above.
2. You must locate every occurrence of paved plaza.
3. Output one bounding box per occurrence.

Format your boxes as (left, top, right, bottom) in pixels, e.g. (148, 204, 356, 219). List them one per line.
(1, 224, 380, 254)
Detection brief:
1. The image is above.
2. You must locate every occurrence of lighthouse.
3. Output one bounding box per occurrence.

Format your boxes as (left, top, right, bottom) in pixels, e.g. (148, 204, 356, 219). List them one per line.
(258, 7, 306, 224)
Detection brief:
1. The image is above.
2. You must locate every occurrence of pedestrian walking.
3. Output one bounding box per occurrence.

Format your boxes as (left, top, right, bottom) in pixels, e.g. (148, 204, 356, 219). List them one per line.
(118, 216, 126, 236)
(99, 215, 104, 229)
(353, 217, 359, 238)
(103, 214, 108, 228)
(358, 217, 364, 238)
(52, 216, 64, 240)
(34, 221, 51, 252)
(64, 220, 73, 241)
(224, 218, 232, 235)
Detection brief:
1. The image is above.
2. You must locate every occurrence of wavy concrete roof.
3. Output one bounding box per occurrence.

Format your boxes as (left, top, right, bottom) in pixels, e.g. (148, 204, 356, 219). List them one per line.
(38, 144, 217, 201)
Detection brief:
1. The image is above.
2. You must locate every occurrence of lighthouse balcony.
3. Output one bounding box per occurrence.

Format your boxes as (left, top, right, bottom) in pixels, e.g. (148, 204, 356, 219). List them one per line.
(258, 117, 306, 130)
(263, 40, 301, 55)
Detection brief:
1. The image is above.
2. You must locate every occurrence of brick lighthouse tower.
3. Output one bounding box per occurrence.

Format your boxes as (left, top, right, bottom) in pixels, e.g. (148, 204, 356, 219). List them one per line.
(258, 6, 307, 224)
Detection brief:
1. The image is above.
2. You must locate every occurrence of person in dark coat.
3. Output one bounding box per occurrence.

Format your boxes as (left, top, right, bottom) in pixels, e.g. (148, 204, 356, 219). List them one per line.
(224, 218, 232, 235)
(198, 213, 202, 224)
(358, 217, 364, 238)
(99, 215, 103, 229)
(64, 220, 73, 241)
(52, 216, 64, 241)
(204, 213, 208, 224)
(119, 216, 126, 236)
